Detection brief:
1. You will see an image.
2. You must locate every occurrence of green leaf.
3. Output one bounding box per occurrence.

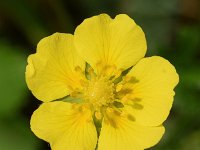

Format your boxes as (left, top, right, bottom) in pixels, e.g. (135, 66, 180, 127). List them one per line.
(179, 130, 200, 150)
(59, 96, 83, 103)
(0, 42, 27, 117)
(0, 0, 48, 44)
(0, 118, 40, 150)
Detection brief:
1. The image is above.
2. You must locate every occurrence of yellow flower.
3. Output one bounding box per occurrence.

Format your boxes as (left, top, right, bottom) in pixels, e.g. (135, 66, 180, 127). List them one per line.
(26, 14, 179, 150)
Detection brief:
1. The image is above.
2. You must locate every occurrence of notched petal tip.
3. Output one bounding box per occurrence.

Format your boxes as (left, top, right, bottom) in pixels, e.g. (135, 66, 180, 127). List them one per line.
(37, 32, 73, 50)
(26, 55, 36, 78)
(74, 13, 147, 78)
(25, 32, 85, 102)
(114, 14, 136, 23)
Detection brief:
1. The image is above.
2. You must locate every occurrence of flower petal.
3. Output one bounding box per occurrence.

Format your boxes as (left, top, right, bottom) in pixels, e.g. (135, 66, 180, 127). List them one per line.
(74, 14, 146, 76)
(98, 109, 164, 150)
(121, 56, 179, 126)
(26, 33, 85, 102)
(31, 101, 97, 150)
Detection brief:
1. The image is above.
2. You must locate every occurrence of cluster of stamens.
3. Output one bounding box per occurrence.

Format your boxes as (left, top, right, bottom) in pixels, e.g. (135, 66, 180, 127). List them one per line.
(72, 64, 140, 125)
(83, 77, 115, 107)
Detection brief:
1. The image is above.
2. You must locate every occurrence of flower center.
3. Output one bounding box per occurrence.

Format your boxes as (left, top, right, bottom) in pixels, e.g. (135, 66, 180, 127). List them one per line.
(84, 77, 114, 107)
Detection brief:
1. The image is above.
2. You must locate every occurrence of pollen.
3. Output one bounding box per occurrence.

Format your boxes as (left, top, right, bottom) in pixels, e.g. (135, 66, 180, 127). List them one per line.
(84, 76, 115, 107)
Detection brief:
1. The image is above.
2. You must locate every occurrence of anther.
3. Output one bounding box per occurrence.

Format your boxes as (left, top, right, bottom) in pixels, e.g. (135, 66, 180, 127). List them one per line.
(110, 69, 123, 82)
(75, 66, 83, 73)
(95, 111, 102, 120)
(88, 67, 96, 79)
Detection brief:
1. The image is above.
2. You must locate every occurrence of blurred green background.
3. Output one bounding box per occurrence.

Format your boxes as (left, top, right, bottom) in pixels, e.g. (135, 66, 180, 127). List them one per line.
(0, 0, 200, 149)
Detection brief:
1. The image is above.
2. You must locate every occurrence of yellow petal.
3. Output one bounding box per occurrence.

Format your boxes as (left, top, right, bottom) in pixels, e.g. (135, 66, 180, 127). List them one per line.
(98, 109, 164, 150)
(26, 33, 85, 102)
(31, 101, 97, 150)
(121, 56, 179, 126)
(74, 14, 146, 76)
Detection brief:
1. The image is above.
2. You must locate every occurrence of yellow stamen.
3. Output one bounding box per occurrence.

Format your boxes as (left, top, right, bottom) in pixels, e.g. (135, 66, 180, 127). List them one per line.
(84, 76, 114, 107)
